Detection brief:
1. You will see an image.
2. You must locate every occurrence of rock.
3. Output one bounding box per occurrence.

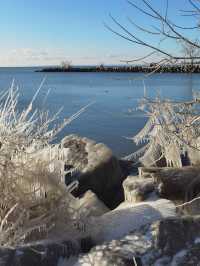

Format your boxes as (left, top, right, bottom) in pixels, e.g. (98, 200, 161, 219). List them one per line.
(0, 236, 95, 266)
(170, 244, 200, 265)
(78, 190, 109, 217)
(74, 243, 143, 266)
(179, 196, 200, 216)
(187, 144, 200, 165)
(123, 175, 155, 203)
(61, 135, 124, 209)
(154, 216, 200, 255)
(89, 199, 176, 244)
(8, 216, 199, 266)
(139, 166, 200, 202)
(71, 225, 153, 266)
(29, 135, 125, 209)
(0, 239, 80, 266)
(118, 159, 135, 177)
(68, 216, 200, 266)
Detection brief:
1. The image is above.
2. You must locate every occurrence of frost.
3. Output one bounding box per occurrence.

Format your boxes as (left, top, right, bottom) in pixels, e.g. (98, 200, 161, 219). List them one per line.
(132, 96, 200, 167)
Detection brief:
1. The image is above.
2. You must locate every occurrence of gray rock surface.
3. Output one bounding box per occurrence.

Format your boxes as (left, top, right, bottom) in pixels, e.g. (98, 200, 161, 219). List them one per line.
(123, 175, 155, 203)
(78, 190, 110, 217)
(61, 135, 125, 209)
(88, 199, 176, 244)
(0, 238, 81, 266)
(69, 216, 200, 266)
(1, 215, 200, 265)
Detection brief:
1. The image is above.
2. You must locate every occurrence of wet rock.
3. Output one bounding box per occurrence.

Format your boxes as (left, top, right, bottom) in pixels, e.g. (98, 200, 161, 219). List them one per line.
(123, 175, 155, 203)
(61, 135, 124, 209)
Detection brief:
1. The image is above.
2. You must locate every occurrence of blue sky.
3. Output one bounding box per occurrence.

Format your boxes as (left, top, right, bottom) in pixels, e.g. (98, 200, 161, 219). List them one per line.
(0, 0, 198, 66)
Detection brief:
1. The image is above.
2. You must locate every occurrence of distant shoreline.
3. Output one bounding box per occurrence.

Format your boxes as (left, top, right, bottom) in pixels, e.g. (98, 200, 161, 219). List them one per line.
(36, 64, 200, 73)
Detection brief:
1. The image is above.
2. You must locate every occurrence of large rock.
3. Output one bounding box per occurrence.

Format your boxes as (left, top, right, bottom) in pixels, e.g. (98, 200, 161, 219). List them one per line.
(123, 175, 155, 203)
(78, 190, 109, 217)
(154, 216, 200, 254)
(61, 135, 124, 209)
(72, 231, 148, 266)
(88, 199, 176, 244)
(61, 216, 200, 266)
(0, 237, 93, 266)
(3, 216, 200, 265)
(139, 166, 200, 200)
(27, 135, 125, 209)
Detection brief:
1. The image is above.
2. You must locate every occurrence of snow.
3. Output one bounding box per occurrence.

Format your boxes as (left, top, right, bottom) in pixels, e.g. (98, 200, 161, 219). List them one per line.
(89, 199, 176, 243)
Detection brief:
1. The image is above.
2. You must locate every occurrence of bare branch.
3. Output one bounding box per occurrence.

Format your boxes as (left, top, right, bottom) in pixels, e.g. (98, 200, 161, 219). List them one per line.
(188, 0, 200, 13)
(127, 17, 160, 35)
(107, 16, 200, 61)
(120, 51, 157, 63)
(127, 0, 159, 20)
(107, 0, 200, 67)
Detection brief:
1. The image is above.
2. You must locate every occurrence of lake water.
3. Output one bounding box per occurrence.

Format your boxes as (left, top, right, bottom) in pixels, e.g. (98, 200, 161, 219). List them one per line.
(0, 67, 199, 157)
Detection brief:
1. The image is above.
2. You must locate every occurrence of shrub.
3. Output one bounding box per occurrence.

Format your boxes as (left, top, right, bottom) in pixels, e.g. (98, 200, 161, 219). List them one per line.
(0, 81, 88, 246)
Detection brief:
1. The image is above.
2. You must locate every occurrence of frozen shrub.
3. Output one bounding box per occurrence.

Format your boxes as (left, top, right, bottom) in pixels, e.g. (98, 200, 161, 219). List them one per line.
(0, 81, 89, 246)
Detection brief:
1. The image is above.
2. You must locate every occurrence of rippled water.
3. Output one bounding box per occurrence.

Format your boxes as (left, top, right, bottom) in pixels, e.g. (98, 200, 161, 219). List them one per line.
(0, 67, 199, 157)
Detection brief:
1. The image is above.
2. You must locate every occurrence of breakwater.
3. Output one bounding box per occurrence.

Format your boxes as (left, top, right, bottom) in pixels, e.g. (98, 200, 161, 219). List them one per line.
(37, 64, 200, 73)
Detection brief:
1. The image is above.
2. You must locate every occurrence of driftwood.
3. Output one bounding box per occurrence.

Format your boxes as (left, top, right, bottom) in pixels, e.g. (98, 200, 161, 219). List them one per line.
(139, 166, 200, 201)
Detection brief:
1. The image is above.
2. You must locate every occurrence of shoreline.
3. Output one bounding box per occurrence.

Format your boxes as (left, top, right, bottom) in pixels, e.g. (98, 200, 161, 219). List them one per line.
(36, 64, 200, 73)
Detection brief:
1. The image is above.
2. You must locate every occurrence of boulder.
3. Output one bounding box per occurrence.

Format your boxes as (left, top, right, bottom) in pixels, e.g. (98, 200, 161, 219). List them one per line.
(4, 216, 200, 265)
(123, 175, 155, 203)
(78, 190, 109, 217)
(63, 216, 200, 266)
(118, 159, 136, 177)
(154, 216, 200, 254)
(170, 244, 200, 265)
(27, 135, 125, 209)
(139, 166, 200, 201)
(0, 238, 82, 266)
(88, 199, 176, 244)
(61, 135, 124, 209)
(179, 196, 200, 216)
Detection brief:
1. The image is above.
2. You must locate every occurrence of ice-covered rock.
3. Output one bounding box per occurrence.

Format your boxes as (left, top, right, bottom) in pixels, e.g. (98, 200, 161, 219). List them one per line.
(61, 135, 125, 209)
(60, 216, 200, 266)
(89, 199, 176, 244)
(78, 190, 109, 217)
(123, 175, 155, 203)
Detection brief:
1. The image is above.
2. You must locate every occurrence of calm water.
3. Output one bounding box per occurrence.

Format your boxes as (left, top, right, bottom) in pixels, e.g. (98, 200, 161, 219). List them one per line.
(0, 67, 199, 157)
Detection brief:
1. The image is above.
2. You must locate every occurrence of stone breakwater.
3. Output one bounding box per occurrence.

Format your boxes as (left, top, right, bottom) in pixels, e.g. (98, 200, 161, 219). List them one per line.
(37, 64, 200, 73)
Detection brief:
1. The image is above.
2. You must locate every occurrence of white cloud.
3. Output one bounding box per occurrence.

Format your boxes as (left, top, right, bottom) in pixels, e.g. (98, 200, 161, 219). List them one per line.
(0, 48, 70, 66)
(0, 48, 141, 66)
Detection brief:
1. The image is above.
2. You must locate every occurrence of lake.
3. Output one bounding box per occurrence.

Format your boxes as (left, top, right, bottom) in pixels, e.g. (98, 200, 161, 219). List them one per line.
(0, 67, 199, 157)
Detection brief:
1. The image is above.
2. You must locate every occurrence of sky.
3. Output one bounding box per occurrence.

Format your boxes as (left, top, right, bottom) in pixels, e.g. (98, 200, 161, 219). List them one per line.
(0, 0, 198, 66)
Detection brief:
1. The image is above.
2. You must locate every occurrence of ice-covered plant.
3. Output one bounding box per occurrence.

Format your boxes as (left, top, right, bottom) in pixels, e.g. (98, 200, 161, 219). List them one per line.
(129, 95, 200, 167)
(0, 80, 89, 246)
